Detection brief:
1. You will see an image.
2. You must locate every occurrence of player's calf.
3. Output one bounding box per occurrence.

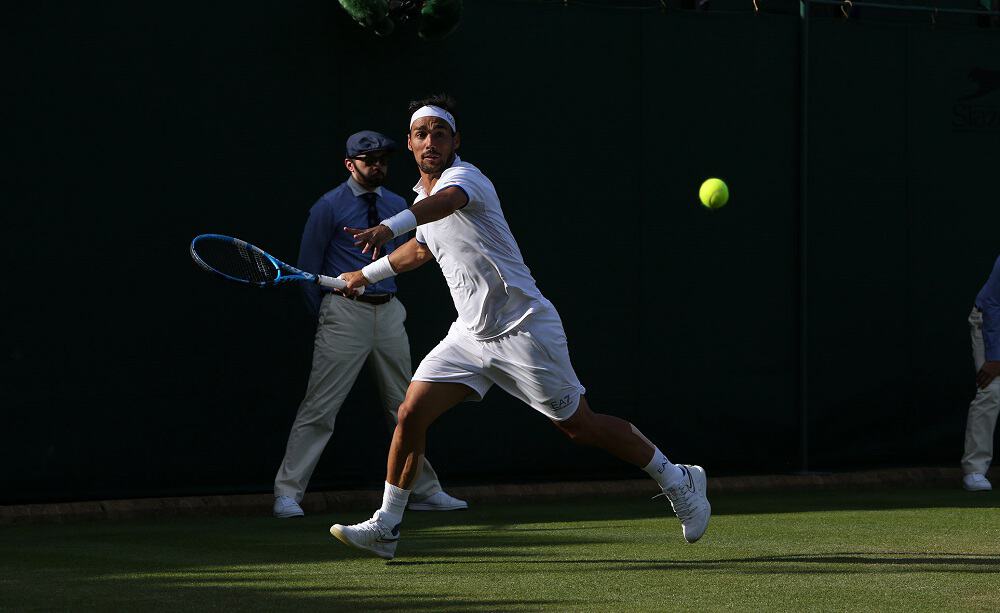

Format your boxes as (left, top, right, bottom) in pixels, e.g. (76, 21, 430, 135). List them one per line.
(552, 401, 660, 468)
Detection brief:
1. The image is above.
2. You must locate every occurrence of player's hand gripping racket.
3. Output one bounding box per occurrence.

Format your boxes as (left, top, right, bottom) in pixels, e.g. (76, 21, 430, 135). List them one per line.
(190, 234, 363, 294)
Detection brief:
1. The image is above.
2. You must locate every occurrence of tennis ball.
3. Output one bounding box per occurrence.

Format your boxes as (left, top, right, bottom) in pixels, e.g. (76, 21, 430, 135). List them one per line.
(699, 178, 729, 210)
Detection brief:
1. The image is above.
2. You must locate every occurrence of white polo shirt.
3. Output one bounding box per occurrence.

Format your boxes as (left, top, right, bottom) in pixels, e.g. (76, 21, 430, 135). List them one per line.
(414, 156, 550, 340)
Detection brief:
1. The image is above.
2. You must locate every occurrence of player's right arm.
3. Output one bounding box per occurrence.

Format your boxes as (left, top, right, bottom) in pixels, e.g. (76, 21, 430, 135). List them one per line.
(340, 238, 433, 292)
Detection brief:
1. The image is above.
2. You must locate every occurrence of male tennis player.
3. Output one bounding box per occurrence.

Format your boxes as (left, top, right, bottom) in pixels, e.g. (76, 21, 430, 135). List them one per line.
(331, 97, 710, 559)
(272, 129, 466, 519)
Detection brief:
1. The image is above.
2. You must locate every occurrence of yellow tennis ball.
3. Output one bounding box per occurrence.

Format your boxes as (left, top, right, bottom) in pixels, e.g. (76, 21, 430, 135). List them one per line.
(699, 178, 729, 210)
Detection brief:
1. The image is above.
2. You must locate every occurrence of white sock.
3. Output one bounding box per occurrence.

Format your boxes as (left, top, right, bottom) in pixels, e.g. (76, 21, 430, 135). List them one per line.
(375, 481, 410, 526)
(643, 447, 685, 489)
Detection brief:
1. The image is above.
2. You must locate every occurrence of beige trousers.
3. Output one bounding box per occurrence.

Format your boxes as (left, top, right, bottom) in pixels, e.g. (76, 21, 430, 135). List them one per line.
(274, 293, 442, 501)
(961, 308, 1000, 475)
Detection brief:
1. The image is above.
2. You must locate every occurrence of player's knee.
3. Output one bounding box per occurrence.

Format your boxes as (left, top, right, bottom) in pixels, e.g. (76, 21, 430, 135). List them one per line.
(397, 400, 429, 433)
(397, 401, 417, 427)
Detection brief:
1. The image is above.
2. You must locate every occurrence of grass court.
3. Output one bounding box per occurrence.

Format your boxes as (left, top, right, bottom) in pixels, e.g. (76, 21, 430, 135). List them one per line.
(2, 488, 998, 611)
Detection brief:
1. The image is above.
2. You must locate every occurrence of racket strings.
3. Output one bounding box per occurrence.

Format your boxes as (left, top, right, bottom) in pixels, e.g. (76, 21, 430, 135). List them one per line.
(194, 238, 279, 285)
(242, 245, 278, 284)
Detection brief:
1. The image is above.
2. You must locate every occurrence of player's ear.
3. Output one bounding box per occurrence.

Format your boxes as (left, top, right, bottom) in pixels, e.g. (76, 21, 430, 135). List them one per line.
(406, 132, 413, 151)
(453, 131, 460, 150)
(344, 158, 354, 172)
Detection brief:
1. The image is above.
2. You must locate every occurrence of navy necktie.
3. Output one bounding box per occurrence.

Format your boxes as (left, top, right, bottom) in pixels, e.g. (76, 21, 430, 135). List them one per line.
(360, 192, 379, 228)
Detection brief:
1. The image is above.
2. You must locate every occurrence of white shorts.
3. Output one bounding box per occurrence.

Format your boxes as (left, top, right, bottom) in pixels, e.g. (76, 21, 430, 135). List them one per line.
(412, 307, 586, 421)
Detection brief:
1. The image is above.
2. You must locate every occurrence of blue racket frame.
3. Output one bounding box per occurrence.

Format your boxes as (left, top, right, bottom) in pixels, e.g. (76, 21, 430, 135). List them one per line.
(190, 234, 354, 291)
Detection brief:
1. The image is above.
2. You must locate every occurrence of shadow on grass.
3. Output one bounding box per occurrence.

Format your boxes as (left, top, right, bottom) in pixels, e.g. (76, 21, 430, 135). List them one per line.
(404, 487, 1000, 533)
(0, 515, 617, 611)
(709, 488, 999, 516)
(388, 550, 1000, 574)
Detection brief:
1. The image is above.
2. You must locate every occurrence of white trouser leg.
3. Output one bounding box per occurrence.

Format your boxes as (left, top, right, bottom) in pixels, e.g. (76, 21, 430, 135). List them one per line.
(274, 295, 372, 501)
(369, 298, 442, 499)
(961, 308, 1000, 475)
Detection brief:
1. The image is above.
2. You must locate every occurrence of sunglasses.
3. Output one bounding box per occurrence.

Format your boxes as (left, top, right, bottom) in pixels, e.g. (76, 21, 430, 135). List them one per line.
(352, 154, 390, 165)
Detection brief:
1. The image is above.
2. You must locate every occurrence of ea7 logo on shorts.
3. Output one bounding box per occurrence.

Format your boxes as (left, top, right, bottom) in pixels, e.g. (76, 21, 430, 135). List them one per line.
(549, 394, 573, 412)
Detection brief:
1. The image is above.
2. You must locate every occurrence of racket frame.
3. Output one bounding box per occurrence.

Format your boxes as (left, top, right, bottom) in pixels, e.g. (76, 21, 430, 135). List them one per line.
(190, 234, 361, 293)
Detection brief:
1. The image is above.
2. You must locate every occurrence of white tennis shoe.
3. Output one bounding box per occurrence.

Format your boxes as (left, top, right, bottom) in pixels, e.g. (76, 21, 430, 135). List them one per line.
(273, 496, 304, 518)
(407, 491, 469, 511)
(330, 517, 401, 560)
(656, 464, 711, 543)
(962, 473, 992, 492)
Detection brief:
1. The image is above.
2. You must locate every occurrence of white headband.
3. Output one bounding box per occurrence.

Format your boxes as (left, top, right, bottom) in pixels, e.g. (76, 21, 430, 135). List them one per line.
(409, 105, 456, 132)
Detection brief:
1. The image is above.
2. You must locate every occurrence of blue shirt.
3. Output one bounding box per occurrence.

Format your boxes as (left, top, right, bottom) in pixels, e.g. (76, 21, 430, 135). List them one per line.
(297, 178, 409, 315)
(975, 255, 1000, 361)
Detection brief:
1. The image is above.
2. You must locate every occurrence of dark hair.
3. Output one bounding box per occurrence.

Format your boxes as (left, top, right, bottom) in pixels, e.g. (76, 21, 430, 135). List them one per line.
(407, 94, 458, 133)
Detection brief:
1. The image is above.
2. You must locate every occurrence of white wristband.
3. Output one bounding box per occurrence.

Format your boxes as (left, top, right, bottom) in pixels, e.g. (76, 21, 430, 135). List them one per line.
(381, 209, 417, 238)
(361, 256, 397, 284)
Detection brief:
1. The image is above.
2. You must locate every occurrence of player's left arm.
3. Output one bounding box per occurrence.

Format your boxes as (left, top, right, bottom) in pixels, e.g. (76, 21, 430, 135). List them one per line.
(408, 186, 469, 225)
(346, 186, 468, 258)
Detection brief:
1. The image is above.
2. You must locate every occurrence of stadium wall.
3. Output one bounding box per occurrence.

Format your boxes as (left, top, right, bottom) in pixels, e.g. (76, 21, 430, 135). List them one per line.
(3, 2, 998, 503)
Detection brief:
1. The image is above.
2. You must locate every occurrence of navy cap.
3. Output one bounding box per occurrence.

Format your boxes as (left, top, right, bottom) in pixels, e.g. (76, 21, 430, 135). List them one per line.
(345, 130, 397, 158)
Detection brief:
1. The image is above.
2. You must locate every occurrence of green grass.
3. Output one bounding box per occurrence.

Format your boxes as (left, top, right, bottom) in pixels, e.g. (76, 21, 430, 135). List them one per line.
(1, 488, 998, 612)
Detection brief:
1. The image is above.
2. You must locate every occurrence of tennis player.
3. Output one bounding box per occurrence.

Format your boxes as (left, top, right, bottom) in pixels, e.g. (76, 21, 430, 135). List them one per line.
(331, 95, 710, 559)
(272, 130, 466, 518)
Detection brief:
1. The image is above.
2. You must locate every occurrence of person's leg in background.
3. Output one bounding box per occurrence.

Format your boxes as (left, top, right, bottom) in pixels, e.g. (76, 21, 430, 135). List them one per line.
(273, 295, 372, 517)
(962, 308, 999, 492)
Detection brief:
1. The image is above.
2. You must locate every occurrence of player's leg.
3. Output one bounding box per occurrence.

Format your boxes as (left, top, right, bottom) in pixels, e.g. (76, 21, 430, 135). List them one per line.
(551, 397, 684, 489)
(550, 396, 710, 542)
(550, 396, 656, 466)
(370, 299, 466, 509)
(488, 308, 710, 542)
(273, 295, 371, 517)
(329, 381, 469, 559)
(387, 380, 471, 488)
(331, 326, 490, 558)
(487, 309, 675, 477)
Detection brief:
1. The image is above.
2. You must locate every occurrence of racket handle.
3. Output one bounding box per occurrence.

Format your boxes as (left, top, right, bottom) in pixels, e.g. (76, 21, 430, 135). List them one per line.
(317, 274, 365, 295)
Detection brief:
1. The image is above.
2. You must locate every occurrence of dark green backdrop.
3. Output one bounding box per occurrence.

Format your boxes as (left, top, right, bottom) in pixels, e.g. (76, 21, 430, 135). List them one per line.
(4, 2, 998, 503)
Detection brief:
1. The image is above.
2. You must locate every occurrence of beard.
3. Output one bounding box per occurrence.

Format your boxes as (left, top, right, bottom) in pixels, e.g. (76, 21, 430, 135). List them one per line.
(418, 153, 454, 175)
(417, 161, 439, 174)
(356, 166, 386, 188)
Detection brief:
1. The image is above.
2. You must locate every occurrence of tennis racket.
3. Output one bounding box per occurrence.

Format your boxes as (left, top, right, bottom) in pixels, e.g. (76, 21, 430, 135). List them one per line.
(190, 234, 363, 294)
